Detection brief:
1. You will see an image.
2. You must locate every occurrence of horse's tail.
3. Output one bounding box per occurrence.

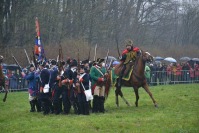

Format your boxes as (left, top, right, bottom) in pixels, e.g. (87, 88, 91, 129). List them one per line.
(104, 72, 112, 100)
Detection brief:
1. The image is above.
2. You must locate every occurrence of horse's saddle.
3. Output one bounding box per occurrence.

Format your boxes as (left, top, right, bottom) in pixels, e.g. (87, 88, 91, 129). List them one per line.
(114, 61, 134, 77)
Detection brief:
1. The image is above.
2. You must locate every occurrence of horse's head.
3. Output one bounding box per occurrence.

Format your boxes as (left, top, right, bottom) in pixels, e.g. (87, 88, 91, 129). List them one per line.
(143, 52, 153, 63)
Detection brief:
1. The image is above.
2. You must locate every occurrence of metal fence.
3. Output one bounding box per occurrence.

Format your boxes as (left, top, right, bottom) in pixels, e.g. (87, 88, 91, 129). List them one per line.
(3, 78, 28, 92)
(149, 70, 199, 86)
(1, 70, 198, 92)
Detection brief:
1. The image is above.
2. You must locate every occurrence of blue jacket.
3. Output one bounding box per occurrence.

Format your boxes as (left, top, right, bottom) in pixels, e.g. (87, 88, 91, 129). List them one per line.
(49, 66, 58, 88)
(24, 72, 36, 90)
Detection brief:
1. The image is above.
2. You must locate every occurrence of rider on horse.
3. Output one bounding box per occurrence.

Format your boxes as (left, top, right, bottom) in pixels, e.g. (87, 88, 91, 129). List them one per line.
(118, 39, 139, 87)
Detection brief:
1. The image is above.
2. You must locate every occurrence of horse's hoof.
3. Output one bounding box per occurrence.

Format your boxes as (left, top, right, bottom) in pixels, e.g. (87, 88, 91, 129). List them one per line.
(154, 104, 158, 108)
(127, 103, 131, 106)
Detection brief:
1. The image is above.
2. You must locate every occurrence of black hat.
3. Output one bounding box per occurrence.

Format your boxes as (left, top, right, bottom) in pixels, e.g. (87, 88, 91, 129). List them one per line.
(81, 59, 89, 65)
(29, 64, 34, 68)
(96, 58, 104, 64)
(51, 59, 57, 65)
(66, 57, 71, 64)
(61, 61, 66, 66)
(70, 59, 77, 67)
(80, 64, 85, 69)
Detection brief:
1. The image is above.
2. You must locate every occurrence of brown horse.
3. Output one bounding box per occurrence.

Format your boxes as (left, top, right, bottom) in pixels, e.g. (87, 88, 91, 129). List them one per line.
(114, 50, 158, 107)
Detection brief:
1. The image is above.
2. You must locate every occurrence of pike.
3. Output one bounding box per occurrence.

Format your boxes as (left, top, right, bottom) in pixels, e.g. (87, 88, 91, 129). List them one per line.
(94, 44, 97, 61)
(24, 49, 31, 64)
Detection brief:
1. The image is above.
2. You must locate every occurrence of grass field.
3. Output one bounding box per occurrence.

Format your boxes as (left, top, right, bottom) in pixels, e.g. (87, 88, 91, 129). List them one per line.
(0, 84, 199, 133)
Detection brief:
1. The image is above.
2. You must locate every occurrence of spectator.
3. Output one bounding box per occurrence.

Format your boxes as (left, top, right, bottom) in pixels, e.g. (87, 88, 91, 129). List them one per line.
(176, 63, 182, 84)
(194, 64, 199, 83)
(182, 62, 190, 83)
(144, 65, 151, 85)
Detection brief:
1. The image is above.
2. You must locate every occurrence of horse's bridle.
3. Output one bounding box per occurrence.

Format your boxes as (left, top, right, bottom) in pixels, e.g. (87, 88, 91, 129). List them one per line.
(132, 50, 146, 82)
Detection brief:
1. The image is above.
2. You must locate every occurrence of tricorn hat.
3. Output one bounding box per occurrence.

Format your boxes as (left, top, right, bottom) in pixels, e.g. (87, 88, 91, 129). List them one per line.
(96, 58, 104, 64)
(70, 59, 78, 67)
(51, 59, 57, 65)
(125, 39, 133, 46)
(81, 59, 89, 65)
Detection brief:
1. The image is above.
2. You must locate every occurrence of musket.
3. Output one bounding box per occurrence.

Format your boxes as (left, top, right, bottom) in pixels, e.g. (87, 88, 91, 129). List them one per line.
(24, 49, 31, 64)
(104, 49, 109, 71)
(12, 54, 23, 72)
(58, 45, 64, 87)
(32, 47, 37, 70)
(77, 48, 80, 75)
(60, 44, 64, 61)
(94, 44, 97, 61)
(88, 47, 91, 61)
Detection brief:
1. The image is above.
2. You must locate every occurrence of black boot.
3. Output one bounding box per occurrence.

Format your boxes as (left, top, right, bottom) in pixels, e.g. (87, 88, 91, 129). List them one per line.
(118, 65, 126, 87)
(99, 96, 105, 113)
(53, 102, 60, 115)
(42, 100, 50, 115)
(35, 99, 41, 112)
(78, 102, 84, 115)
(92, 95, 99, 113)
(29, 100, 35, 112)
(84, 102, 90, 115)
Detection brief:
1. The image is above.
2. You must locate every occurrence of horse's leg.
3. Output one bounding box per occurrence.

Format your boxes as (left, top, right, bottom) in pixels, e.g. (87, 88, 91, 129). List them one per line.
(133, 86, 139, 107)
(143, 83, 158, 107)
(115, 87, 119, 107)
(115, 85, 130, 107)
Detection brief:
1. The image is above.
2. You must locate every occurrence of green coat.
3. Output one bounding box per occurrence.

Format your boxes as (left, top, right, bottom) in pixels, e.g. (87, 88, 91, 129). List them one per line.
(144, 65, 151, 79)
(89, 66, 106, 87)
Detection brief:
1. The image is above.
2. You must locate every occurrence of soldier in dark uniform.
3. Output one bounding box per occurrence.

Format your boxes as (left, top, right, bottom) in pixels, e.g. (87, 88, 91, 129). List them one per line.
(48, 59, 58, 114)
(50, 59, 63, 115)
(61, 63, 74, 115)
(76, 65, 90, 115)
(68, 59, 79, 114)
(38, 60, 51, 115)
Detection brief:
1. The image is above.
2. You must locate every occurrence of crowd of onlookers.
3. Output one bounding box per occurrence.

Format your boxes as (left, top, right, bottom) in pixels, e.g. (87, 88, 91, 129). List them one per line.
(145, 61, 199, 86)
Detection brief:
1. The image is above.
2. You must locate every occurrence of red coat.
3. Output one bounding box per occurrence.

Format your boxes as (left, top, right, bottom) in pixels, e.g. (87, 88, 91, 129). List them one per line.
(176, 65, 182, 76)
